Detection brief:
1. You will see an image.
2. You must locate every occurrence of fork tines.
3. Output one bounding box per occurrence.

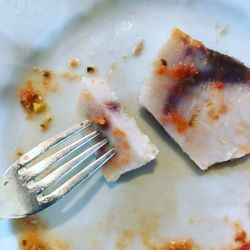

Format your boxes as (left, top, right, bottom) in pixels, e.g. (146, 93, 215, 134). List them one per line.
(17, 120, 115, 206)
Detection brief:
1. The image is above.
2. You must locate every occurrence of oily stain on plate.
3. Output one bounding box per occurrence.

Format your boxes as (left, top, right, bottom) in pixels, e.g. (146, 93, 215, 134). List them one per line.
(114, 209, 199, 250)
(12, 215, 71, 250)
(115, 215, 250, 250)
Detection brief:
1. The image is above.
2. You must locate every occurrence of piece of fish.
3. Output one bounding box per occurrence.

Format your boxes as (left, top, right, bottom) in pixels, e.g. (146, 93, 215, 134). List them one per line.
(140, 28, 250, 169)
(79, 77, 159, 181)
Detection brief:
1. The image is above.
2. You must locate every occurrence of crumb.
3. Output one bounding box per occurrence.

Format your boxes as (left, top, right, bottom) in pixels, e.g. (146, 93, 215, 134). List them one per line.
(133, 40, 144, 57)
(62, 71, 81, 81)
(16, 150, 24, 157)
(68, 58, 80, 68)
(40, 116, 52, 131)
(161, 58, 167, 66)
(33, 102, 46, 113)
(234, 222, 248, 244)
(87, 67, 96, 74)
(19, 84, 46, 114)
(43, 70, 51, 79)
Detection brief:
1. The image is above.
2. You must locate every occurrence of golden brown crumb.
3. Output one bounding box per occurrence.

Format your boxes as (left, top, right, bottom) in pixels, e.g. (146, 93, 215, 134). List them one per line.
(68, 58, 80, 68)
(16, 151, 24, 157)
(61, 71, 81, 81)
(188, 114, 198, 127)
(234, 222, 248, 244)
(133, 40, 144, 57)
(87, 66, 96, 74)
(43, 70, 51, 79)
(91, 115, 107, 126)
(19, 84, 46, 114)
(33, 102, 46, 113)
(40, 116, 52, 131)
(212, 114, 220, 120)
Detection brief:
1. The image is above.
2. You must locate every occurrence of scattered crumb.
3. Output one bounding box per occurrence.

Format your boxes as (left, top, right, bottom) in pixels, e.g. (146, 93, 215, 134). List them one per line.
(19, 82, 46, 114)
(19, 66, 59, 117)
(188, 114, 198, 127)
(61, 71, 81, 81)
(68, 58, 80, 68)
(33, 67, 57, 91)
(43, 69, 52, 85)
(234, 222, 248, 244)
(33, 102, 46, 113)
(16, 150, 24, 157)
(87, 66, 97, 74)
(40, 116, 52, 131)
(133, 40, 144, 57)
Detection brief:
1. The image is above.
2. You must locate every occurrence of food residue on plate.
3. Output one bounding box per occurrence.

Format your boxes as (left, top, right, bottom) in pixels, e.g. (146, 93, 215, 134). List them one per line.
(61, 71, 81, 81)
(116, 228, 197, 250)
(19, 81, 46, 114)
(16, 150, 24, 157)
(87, 66, 97, 74)
(19, 67, 58, 117)
(13, 215, 70, 250)
(133, 39, 145, 57)
(33, 67, 58, 91)
(18, 64, 84, 131)
(19, 64, 83, 117)
(40, 116, 52, 131)
(68, 58, 80, 68)
(233, 222, 250, 250)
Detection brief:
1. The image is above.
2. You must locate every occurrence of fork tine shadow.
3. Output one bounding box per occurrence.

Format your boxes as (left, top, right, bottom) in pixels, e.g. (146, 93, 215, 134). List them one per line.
(38, 173, 105, 228)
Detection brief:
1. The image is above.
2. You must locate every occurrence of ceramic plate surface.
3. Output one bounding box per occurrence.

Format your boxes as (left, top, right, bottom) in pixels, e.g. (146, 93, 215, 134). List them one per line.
(0, 0, 250, 249)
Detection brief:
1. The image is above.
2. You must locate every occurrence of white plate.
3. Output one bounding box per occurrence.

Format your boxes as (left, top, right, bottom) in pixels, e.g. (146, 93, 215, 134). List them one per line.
(1, 0, 250, 249)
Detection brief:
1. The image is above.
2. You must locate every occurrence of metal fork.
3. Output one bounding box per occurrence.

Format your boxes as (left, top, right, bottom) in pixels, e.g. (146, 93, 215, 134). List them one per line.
(0, 120, 115, 218)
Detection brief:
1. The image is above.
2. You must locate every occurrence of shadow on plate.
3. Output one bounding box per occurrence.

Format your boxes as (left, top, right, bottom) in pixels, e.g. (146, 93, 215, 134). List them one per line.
(10, 174, 104, 232)
(107, 159, 157, 189)
(206, 154, 250, 173)
(140, 107, 250, 176)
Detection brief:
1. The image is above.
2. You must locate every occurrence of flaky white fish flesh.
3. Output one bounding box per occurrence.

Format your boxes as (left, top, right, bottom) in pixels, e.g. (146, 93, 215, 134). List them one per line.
(140, 28, 250, 169)
(79, 77, 158, 181)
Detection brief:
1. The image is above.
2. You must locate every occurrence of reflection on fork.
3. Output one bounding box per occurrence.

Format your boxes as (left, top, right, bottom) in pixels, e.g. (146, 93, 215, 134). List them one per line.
(0, 120, 115, 218)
